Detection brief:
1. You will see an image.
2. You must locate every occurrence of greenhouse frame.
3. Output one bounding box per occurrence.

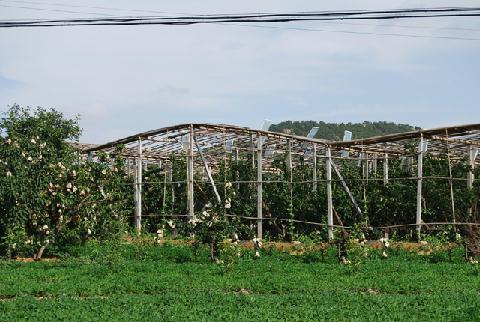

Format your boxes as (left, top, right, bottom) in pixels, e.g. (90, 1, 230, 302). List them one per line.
(83, 123, 480, 240)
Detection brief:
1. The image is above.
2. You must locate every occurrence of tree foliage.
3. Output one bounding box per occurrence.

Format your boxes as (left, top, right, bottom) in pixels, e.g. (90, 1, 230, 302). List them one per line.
(0, 105, 131, 258)
(269, 120, 417, 141)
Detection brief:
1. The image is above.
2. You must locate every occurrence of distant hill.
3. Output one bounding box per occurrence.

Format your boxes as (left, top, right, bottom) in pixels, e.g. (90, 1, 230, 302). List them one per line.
(269, 121, 419, 141)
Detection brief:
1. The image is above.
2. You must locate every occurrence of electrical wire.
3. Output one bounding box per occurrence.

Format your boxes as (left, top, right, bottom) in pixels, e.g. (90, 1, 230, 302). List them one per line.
(220, 22, 480, 41)
(1, 7, 480, 29)
(0, 3, 114, 16)
(2, 1, 480, 41)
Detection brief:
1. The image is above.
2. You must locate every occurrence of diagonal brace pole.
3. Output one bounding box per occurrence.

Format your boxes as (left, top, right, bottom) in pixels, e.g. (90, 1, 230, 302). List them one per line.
(330, 159, 363, 217)
(193, 135, 222, 204)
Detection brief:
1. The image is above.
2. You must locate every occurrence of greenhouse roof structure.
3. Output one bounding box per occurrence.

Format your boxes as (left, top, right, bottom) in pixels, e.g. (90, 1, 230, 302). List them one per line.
(82, 123, 480, 164)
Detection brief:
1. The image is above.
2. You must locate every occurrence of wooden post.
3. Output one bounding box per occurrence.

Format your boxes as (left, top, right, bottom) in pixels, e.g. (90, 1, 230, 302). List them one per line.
(416, 135, 424, 238)
(312, 144, 317, 192)
(383, 153, 389, 185)
(257, 133, 263, 240)
(326, 147, 334, 240)
(135, 137, 143, 232)
(187, 124, 194, 219)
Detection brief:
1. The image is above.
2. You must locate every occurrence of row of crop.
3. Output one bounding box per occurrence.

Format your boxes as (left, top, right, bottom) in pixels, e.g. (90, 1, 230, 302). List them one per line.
(140, 148, 479, 240)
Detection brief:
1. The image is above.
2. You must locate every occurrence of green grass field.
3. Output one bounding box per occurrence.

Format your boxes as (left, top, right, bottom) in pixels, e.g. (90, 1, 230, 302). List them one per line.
(1, 242, 479, 321)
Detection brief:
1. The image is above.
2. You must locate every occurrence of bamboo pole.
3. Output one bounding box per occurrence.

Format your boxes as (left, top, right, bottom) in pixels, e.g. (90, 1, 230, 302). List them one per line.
(313, 144, 317, 192)
(287, 139, 293, 238)
(362, 152, 368, 179)
(235, 147, 240, 190)
(250, 133, 255, 169)
(223, 131, 227, 217)
(187, 124, 194, 219)
(162, 161, 168, 213)
(126, 158, 131, 176)
(194, 135, 221, 204)
(326, 147, 333, 240)
(135, 137, 143, 232)
(467, 145, 474, 191)
(467, 145, 477, 216)
(257, 133, 263, 240)
(383, 153, 389, 185)
(169, 155, 174, 215)
(445, 129, 456, 226)
(331, 160, 362, 217)
(416, 135, 424, 238)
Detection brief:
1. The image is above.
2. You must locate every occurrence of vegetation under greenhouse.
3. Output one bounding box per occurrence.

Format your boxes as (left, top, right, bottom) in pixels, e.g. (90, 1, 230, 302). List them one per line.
(1, 105, 480, 260)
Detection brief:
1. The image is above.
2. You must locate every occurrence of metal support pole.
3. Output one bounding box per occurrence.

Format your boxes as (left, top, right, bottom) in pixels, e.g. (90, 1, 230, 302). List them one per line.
(135, 137, 143, 232)
(187, 124, 194, 219)
(383, 153, 389, 185)
(416, 135, 424, 238)
(313, 144, 317, 192)
(326, 147, 333, 240)
(257, 134, 263, 240)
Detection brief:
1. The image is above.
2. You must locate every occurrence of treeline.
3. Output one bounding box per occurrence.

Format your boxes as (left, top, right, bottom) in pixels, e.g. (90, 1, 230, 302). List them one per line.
(269, 121, 419, 141)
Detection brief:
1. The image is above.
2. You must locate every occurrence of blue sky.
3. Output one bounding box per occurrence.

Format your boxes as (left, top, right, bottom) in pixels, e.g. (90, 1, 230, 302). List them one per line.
(0, 0, 479, 143)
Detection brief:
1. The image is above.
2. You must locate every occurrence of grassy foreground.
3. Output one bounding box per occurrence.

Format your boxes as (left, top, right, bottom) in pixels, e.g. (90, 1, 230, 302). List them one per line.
(0, 241, 479, 321)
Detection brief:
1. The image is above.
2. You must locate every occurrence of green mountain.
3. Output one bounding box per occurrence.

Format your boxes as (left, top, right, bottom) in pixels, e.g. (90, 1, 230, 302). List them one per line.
(269, 121, 418, 141)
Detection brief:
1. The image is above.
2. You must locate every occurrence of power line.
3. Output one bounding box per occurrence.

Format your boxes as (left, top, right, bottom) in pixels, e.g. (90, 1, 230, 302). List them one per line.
(221, 22, 480, 41)
(0, 0, 179, 15)
(0, 3, 113, 16)
(2, 1, 480, 34)
(1, 7, 480, 28)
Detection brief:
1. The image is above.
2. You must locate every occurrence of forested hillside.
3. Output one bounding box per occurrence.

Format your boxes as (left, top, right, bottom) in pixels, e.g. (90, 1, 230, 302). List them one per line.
(269, 121, 418, 141)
